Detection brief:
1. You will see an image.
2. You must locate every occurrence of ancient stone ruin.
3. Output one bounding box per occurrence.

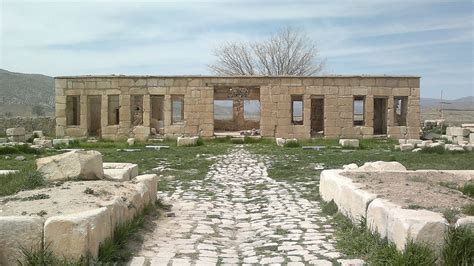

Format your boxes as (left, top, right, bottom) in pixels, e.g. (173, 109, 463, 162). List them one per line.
(55, 75, 421, 140)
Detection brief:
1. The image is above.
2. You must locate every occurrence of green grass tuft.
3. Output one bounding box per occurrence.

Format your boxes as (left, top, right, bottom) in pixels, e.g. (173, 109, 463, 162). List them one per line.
(321, 200, 338, 215)
(0, 169, 46, 196)
(283, 141, 300, 148)
(442, 226, 474, 266)
(460, 182, 474, 198)
(98, 204, 155, 262)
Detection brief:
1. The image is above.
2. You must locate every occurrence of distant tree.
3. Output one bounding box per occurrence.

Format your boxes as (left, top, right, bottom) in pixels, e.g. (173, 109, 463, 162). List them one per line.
(209, 26, 325, 76)
(32, 105, 46, 117)
(4, 111, 13, 118)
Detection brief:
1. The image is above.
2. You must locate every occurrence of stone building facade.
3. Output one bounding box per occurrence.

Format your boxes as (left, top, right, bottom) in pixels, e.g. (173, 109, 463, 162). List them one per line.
(55, 75, 420, 140)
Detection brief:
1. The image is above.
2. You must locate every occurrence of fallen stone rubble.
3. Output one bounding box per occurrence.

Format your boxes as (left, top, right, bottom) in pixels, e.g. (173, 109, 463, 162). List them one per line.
(0, 149, 158, 265)
(320, 163, 474, 254)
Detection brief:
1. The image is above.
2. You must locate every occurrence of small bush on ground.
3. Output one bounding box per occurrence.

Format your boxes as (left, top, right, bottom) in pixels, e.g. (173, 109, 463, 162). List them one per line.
(462, 203, 474, 216)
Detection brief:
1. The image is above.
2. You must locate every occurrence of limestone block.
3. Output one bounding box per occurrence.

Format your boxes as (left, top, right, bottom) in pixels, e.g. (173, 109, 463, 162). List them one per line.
(446, 127, 470, 137)
(0, 216, 44, 266)
(6, 127, 25, 136)
(367, 199, 401, 238)
(319, 170, 352, 204)
(358, 161, 407, 171)
(0, 170, 19, 175)
(470, 133, 474, 144)
(103, 163, 139, 181)
(177, 136, 199, 146)
(127, 138, 135, 146)
(36, 150, 104, 180)
(406, 139, 422, 147)
(44, 207, 111, 259)
(455, 216, 474, 229)
(445, 144, 465, 152)
(135, 174, 158, 204)
(53, 138, 72, 146)
(339, 139, 359, 148)
(132, 126, 150, 141)
(387, 208, 447, 251)
(342, 163, 358, 170)
(276, 138, 285, 147)
(32, 130, 44, 138)
(338, 183, 377, 222)
(398, 139, 407, 144)
(400, 143, 414, 151)
(337, 259, 365, 266)
(463, 144, 474, 152)
(128, 257, 147, 266)
(33, 139, 53, 148)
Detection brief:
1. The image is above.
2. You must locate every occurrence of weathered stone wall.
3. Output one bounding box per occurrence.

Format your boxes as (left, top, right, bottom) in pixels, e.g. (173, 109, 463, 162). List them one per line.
(0, 117, 56, 136)
(55, 76, 421, 140)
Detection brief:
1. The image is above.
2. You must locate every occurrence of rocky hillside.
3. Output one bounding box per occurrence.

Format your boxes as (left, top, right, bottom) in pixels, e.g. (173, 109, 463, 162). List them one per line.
(0, 69, 54, 117)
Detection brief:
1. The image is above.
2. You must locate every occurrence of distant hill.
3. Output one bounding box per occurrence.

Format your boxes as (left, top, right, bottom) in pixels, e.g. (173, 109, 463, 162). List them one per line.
(0, 69, 54, 117)
(0, 68, 471, 120)
(420, 96, 474, 110)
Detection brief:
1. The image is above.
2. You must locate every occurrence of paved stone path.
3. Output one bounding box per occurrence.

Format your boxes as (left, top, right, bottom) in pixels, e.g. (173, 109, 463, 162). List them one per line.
(135, 148, 362, 265)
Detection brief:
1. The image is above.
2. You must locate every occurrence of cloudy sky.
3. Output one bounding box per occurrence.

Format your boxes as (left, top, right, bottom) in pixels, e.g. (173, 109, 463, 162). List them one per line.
(1, 0, 473, 99)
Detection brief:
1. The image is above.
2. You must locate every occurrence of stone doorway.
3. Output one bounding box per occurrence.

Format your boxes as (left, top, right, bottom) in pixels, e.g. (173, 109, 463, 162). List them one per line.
(87, 95, 102, 137)
(150, 95, 164, 135)
(213, 87, 260, 134)
(311, 97, 324, 136)
(374, 97, 388, 135)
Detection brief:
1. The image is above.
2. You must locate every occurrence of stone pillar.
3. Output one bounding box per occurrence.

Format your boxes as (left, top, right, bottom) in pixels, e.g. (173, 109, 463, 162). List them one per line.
(143, 94, 151, 127)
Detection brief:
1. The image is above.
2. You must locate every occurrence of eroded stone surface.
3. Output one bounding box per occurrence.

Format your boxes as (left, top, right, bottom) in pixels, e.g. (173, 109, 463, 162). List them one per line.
(135, 148, 360, 264)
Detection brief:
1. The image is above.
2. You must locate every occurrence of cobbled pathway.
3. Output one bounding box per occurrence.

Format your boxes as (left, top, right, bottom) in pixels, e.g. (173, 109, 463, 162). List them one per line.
(136, 148, 362, 265)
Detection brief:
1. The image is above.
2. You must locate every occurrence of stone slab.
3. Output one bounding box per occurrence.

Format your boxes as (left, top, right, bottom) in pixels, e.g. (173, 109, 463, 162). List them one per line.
(339, 139, 359, 148)
(103, 163, 139, 181)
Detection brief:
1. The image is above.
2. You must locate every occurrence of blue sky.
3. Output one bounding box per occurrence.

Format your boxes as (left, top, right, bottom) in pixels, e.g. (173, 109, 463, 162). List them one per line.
(1, 0, 473, 99)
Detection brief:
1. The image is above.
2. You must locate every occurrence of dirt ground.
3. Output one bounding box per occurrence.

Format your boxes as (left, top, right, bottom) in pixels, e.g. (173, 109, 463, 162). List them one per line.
(0, 180, 139, 218)
(342, 171, 473, 214)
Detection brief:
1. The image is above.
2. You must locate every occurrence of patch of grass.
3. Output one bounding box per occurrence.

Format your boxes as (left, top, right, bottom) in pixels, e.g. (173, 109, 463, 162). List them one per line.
(331, 213, 436, 265)
(275, 226, 289, 235)
(83, 187, 95, 195)
(439, 181, 458, 190)
(460, 181, 474, 198)
(0, 144, 43, 155)
(0, 169, 46, 196)
(443, 208, 460, 224)
(283, 141, 300, 148)
(98, 204, 154, 262)
(321, 200, 338, 215)
(19, 242, 94, 265)
(462, 203, 474, 216)
(407, 204, 424, 210)
(420, 145, 445, 154)
(442, 225, 474, 266)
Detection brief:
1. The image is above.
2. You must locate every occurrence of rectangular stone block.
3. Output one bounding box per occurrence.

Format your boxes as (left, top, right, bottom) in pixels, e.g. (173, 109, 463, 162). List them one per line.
(44, 208, 111, 259)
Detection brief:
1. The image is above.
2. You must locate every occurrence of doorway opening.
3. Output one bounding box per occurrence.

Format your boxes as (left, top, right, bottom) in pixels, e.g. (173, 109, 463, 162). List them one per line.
(311, 97, 324, 136)
(213, 87, 260, 136)
(374, 97, 388, 135)
(87, 95, 101, 137)
(150, 95, 164, 135)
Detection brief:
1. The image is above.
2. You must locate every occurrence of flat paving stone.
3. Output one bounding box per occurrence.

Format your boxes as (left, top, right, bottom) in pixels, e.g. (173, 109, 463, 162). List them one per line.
(134, 148, 362, 264)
